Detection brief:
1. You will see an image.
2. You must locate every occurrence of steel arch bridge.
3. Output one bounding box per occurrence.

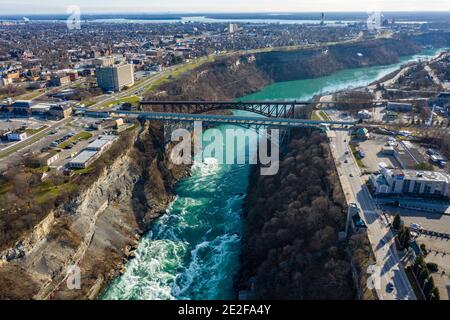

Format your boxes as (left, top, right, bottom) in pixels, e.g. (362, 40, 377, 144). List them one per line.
(139, 100, 310, 118)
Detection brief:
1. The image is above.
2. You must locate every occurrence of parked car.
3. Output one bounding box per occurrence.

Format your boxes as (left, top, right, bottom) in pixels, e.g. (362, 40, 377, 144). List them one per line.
(386, 282, 394, 293)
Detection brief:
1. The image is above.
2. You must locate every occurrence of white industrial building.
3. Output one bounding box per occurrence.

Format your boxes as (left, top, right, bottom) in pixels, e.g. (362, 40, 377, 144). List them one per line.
(85, 135, 118, 152)
(69, 150, 99, 169)
(370, 166, 450, 199)
(69, 135, 118, 169)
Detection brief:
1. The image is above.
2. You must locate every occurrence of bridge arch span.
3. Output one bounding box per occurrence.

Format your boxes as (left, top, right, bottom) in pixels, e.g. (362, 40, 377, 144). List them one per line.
(139, 101, 310, 119)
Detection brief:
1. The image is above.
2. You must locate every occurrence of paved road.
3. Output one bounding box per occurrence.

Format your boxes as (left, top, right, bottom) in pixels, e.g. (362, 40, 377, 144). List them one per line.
(326, 115, 416, 300)
(0, 118, 71, 170)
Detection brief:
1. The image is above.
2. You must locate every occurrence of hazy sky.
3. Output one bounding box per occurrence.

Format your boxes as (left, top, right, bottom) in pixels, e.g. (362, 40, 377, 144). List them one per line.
(2, 0, 450, 14)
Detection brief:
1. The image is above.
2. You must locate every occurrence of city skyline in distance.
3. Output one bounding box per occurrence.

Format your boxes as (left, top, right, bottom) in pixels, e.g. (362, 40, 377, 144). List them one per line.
(1, 0, 450, 14)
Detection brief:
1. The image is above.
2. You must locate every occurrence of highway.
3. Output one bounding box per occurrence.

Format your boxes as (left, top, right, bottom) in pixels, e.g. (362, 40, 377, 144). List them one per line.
(326, 112, 416, 300)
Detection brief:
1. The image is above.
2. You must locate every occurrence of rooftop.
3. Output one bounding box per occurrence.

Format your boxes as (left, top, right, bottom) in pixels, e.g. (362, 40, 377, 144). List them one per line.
(70, 150, 97, 164)
(85, 135, 117, 150)
(398, 169, 450, 183)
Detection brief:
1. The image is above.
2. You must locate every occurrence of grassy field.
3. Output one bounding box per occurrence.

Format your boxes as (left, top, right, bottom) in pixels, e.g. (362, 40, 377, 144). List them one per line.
(57, 131, 92, 149)
(350, 144, 366, 168)
(311, 110, 331, 121)
(16, 89, 46, 100)
(25, 125, 48, 135)
(97, 95, 141, 109)
(33, 181, 76, 205)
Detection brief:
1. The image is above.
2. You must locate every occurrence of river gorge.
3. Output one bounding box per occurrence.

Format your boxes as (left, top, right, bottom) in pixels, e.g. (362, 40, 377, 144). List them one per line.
(102, 46, 446, 300)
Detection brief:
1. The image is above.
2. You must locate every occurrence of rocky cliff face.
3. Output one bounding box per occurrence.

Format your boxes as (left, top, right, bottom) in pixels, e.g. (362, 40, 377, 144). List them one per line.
(0, 123, 189, 299)
(146, 33, 450, 100)
(255, 33, 450, 82)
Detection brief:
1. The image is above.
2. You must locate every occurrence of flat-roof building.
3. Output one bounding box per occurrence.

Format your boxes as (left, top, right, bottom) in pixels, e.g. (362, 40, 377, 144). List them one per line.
(370, 167, 450, 199)
(69, 135, 117, 169)
(69, 150, 99, 169)
(85, 135, 117, 152)
(96, 64, 134, 92)
(386, 102, 413, 112)
(394, 141, 426, 169)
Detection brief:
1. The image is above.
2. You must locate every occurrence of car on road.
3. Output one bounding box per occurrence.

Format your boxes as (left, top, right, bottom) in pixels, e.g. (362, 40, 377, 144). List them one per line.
(410, 223, 423, 230)
(344, 159, 348, 163)
(345, 151, 349, 155)
(349, 173, 353, 177)
(386, 282, 395, 293)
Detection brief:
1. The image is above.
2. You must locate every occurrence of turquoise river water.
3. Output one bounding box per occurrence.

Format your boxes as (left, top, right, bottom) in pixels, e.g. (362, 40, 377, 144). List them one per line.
(102, 47, 446, 300)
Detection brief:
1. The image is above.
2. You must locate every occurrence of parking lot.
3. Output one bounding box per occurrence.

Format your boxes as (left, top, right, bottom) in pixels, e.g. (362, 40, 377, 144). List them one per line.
(417, 235, 450, 300)
(0, 117, 55, 149)
(383, 206, 450, 299)
(0, 116, 100, 171)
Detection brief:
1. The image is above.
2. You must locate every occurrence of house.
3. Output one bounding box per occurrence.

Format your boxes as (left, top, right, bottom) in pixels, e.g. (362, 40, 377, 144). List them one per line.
(355, 127, 370, 140)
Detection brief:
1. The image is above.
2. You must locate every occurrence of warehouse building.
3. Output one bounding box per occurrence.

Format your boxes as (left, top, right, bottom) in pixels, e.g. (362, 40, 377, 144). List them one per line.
(69, 150, 99, 169)
(85, 135, 118, 152)
(69, 135, 118, 169)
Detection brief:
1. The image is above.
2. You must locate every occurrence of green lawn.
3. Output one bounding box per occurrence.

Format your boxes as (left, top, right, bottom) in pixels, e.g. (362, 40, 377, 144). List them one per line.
(33, 181, 76, 205)
(57, 131, 92, 149)
(350, 145, 366, 168)
(319, 111, 330, 121)
(25, 125, 48, 135)
(311, 110, 331, 121)
(16, 89, 45, 100)
(98, 95, 141, 109)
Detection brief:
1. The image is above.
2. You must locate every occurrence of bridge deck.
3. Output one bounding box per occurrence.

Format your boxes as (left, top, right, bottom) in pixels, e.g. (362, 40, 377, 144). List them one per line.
(108, 110, 355, 127)
(140, 100, 309, 105)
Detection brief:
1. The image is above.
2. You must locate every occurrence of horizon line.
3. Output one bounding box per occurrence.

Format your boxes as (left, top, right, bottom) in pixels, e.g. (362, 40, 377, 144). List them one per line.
(2, 10, 450, 16)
